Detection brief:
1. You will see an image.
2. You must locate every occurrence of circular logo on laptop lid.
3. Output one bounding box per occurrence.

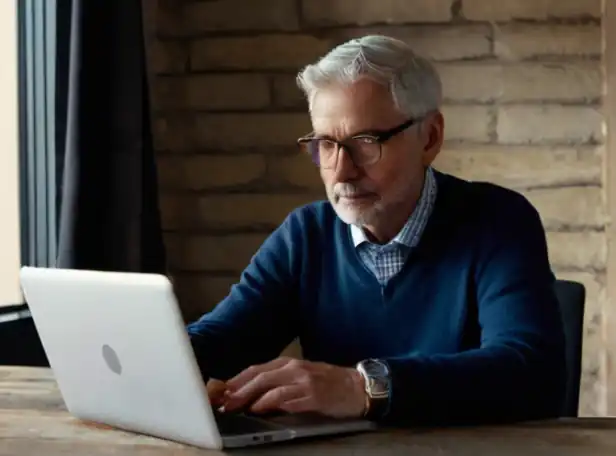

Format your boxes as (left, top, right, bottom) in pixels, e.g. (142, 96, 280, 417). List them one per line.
(101, 344, 122, 375)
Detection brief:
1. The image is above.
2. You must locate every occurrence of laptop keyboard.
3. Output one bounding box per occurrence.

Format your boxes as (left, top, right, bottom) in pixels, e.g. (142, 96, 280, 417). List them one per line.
(264, 412, 347, 427)
(213, 411, 285, 436)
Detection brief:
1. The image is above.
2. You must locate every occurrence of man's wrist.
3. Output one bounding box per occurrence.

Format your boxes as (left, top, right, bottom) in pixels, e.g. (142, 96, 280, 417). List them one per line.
(355, 358, 391, 420)
(348, 367, 370, 417)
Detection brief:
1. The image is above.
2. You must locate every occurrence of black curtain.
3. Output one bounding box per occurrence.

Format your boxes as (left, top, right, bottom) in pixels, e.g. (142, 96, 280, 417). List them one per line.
(56, 0, 166, 273)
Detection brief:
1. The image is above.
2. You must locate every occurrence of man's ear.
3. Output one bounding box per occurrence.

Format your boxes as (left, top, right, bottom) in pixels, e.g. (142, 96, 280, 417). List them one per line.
(421, 111, 444, 166)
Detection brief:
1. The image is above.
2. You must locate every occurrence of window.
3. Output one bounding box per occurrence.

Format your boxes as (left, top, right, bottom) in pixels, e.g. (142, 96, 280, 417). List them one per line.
(0, 0, 23, 309)
(0, 0, 58, 317)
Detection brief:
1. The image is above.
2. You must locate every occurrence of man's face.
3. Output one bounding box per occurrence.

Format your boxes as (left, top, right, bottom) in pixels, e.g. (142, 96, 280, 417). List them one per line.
(309, 78, 441, 228)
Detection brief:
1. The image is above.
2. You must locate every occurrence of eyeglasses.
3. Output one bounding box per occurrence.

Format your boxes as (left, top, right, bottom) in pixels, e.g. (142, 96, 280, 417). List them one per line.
(297, 118, 418, 169)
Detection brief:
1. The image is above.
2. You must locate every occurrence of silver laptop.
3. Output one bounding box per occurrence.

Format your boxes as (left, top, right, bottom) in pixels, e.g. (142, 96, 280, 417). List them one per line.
(19, 266, 376, 449)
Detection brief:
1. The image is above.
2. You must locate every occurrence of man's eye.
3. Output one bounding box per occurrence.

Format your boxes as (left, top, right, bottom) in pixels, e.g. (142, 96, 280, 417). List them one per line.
(320, 140, 337, 150)
(355, 137, 378, 144)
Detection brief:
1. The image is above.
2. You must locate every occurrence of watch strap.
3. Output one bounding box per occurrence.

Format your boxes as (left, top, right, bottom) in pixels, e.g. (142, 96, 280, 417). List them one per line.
(364, 390, 388, 420)
(356, 359, 391, 420)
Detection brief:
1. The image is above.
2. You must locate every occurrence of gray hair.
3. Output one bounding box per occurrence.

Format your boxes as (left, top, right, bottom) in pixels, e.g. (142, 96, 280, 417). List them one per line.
(296, 35, 442, 119)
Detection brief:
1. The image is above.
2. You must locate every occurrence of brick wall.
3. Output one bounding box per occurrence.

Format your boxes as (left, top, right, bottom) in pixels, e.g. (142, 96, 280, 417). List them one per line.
(148, 0, 606, 416)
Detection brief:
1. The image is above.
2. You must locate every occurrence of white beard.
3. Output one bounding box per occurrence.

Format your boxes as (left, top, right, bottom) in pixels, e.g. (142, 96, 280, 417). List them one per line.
(330, 197, 384, 226)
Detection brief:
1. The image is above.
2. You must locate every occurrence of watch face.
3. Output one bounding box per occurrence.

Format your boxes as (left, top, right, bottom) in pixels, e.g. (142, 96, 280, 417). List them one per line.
(364, 359, 389, 377)
(361, 359, 390, 399)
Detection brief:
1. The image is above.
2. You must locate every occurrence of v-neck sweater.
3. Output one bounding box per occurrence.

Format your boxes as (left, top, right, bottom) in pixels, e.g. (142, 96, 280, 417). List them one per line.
(187, 170, 566, 425)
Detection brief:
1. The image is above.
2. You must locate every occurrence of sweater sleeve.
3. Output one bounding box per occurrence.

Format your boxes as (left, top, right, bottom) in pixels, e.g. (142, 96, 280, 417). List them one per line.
(381, 192, 566, 425)
(185, 213, 301, 382)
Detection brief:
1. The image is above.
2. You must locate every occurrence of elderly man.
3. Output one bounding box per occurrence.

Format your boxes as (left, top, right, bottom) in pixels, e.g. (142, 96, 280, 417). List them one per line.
(186, 35, 566, 425)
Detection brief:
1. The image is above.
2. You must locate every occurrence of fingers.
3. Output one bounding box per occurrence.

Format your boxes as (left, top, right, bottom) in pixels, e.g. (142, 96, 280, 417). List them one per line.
(207, 379, 227, 397)
(277, 396, 314, 414)
(215, 360, 363, 419)
(248, 384, 305, 414)
(224, 365, 297, 412)
(226, 357, 292, 393)
(206, 379, 228, 408)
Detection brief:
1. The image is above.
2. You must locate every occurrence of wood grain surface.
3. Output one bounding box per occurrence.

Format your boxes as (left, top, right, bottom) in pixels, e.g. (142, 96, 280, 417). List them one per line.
(0, 366, 614, 455)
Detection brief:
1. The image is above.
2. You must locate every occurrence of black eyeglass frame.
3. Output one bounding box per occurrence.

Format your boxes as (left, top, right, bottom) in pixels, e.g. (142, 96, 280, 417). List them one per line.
(296, 117, 419, 169)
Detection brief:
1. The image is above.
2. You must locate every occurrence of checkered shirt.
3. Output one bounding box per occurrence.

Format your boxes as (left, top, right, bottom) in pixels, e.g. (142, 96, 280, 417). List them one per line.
(350, 167, 438, 285)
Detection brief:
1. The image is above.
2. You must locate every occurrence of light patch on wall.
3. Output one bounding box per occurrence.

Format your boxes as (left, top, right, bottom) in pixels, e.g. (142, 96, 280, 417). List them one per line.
(0, 0, 23, 306)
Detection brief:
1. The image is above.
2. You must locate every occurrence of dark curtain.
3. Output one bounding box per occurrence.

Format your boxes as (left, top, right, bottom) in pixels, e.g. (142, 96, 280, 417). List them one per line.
(0, 0, 165, 368)
(56, 0, 166, 272)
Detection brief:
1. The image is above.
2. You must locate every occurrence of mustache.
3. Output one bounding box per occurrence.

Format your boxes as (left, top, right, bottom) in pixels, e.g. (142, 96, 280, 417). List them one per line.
(333, 182, 376, 197)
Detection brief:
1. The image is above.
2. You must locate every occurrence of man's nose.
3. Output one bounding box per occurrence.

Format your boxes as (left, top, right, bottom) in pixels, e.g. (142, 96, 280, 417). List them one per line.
(332, 146, 359, 182)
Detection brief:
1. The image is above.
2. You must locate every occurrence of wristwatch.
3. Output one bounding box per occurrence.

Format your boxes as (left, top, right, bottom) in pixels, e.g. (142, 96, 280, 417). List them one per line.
(355, 358, 391, 420)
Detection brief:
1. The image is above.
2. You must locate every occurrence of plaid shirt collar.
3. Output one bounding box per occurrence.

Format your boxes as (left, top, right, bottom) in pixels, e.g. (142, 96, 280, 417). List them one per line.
(350, 166, 438, 248)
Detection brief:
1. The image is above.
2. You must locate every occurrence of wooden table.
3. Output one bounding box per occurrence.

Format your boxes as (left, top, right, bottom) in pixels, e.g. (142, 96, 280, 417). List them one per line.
(0, 366, 615, 455)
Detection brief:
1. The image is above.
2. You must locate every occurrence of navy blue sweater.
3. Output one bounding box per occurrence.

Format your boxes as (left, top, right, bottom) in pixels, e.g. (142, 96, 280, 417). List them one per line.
(187, 171, 566, 425)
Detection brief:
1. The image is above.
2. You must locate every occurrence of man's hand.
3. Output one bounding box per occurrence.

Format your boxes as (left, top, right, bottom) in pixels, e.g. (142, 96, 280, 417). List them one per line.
(206, 379, 228, 409)
(220, 357, 367, 419)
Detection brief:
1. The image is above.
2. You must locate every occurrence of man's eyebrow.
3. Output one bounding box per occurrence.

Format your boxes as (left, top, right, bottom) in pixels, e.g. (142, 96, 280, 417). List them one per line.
(311, 132, 336, 140)
(351, 128, 382, 136)
(312, 128, 383, 140)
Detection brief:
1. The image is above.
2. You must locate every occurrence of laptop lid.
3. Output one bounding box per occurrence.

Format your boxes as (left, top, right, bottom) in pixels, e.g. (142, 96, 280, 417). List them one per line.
(19, 266, 224, 449)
